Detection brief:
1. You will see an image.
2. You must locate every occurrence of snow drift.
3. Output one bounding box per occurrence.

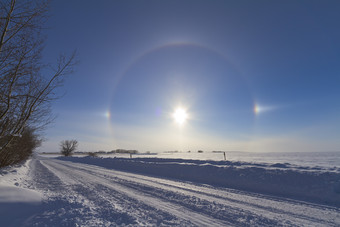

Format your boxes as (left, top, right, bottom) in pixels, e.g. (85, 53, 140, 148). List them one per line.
(57, 156, 340, 208)
(0, 159, 43, 226)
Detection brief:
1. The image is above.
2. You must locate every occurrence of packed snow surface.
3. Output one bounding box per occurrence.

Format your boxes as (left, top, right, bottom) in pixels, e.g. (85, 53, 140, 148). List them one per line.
(1, 155, 340, 226)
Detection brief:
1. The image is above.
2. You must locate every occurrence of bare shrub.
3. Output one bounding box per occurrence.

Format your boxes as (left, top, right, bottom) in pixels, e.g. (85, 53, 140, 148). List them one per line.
(0, 127, 40, 167)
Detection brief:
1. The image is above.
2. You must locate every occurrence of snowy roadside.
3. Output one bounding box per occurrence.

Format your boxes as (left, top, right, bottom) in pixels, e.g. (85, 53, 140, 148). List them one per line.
(58, 156, 340, 208)
(0, 159, 42, 227)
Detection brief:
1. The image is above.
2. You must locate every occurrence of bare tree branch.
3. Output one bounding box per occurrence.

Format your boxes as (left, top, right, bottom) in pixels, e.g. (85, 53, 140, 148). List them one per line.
(0, 0, 75, 166)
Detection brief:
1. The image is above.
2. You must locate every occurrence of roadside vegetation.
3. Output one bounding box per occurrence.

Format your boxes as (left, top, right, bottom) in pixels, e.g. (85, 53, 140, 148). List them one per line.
(0, 0, 74, 167)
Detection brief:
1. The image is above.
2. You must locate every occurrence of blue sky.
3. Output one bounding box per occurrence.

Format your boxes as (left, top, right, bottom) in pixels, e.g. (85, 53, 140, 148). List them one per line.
(40, 0, 340, 153)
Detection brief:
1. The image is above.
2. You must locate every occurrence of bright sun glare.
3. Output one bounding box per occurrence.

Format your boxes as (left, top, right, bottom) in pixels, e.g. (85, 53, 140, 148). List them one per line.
(173, 108, 188, 125)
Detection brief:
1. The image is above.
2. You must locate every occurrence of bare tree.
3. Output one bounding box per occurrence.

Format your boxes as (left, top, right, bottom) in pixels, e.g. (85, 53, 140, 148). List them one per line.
(0, 0, 75, 167)
(60, 140, 78, 157)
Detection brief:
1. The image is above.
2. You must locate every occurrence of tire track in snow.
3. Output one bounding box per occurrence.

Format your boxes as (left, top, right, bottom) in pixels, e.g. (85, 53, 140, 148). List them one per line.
(111, 171, 339, 226)
(38, 160, 184, 226)
(54, 161, 278, 226)
(40, 159, 229, 226)
(30, 160, 139, 226)
(52, 158, 340, 226)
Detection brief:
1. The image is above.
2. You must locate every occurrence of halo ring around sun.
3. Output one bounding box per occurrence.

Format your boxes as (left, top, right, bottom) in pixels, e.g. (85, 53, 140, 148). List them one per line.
(107, 42, 256, 144)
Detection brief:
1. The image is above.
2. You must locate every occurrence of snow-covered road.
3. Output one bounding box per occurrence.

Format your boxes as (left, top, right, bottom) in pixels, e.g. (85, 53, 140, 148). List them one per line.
(8, 157, 335, 226)
(0, 157, 340, 226)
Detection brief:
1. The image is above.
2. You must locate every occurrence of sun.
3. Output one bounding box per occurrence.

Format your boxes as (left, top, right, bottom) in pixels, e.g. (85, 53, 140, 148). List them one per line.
(173, 108, 188, 125)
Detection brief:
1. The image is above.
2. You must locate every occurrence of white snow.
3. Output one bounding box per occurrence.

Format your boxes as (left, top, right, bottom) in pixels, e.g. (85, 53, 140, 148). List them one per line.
(0, 159, 42, 227)
(0, 159, 42, 203)
(1, 154, 340, 226)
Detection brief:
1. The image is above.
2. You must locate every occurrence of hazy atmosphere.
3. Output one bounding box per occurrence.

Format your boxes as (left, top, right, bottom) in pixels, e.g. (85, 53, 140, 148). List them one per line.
(41, 0, 340, 153)
(2, 1, 340, 226)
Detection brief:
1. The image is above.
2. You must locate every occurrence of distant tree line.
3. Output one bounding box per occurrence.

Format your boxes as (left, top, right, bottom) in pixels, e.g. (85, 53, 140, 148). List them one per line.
(70, 149, 139, 156)
(0, 0, 74, 167)
(110, 149, 138, 154)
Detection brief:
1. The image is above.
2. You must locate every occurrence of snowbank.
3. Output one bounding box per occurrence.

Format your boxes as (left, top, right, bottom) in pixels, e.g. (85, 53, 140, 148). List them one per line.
(0, 160, 42, 227)
(57, 156, 340, 208)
